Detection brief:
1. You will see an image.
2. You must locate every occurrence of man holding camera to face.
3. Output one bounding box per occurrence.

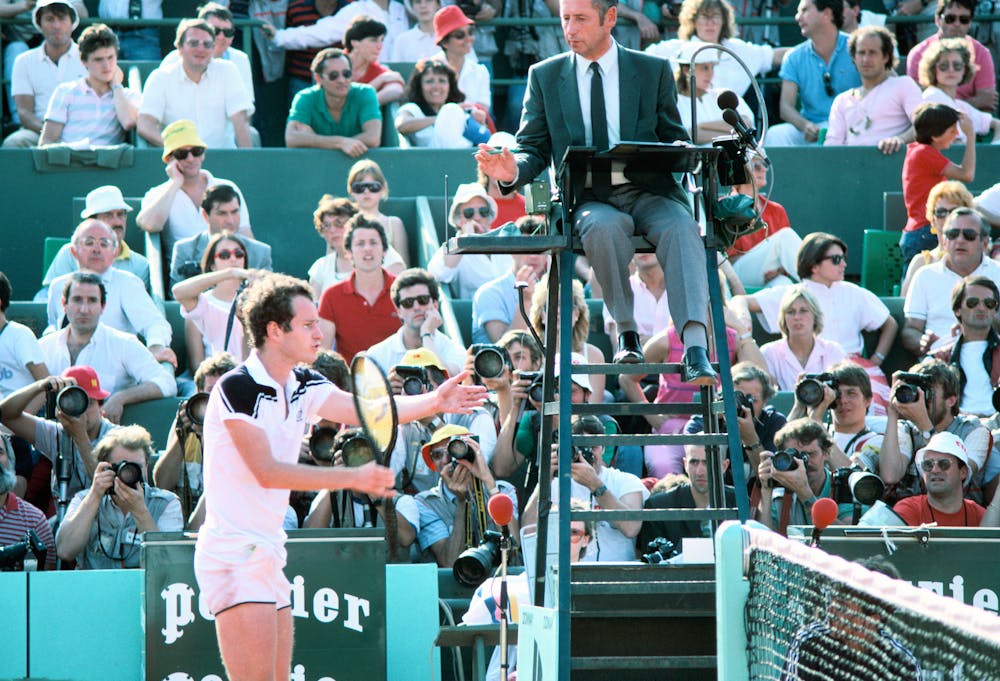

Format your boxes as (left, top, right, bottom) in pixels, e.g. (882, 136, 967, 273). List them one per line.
(55, 426, 182, 569)
(386, 348, 497, 493)
(1, 367, 117, 515)
(880, 358, 990, 504)
(757, 418, 843, 534)
(398, 425, 518, 567)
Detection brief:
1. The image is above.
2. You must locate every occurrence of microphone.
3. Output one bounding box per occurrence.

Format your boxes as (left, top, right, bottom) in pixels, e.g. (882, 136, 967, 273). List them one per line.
(716, 91, 771, 167)
(810, 497, 839, 547)
(488, 493, 515, 529)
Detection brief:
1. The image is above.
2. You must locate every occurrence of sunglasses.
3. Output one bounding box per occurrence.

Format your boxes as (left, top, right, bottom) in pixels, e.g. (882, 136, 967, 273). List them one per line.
(462, 206, 493, 220)
(398, 294, 433, 309)
(570, 528, 587, 543)
(822, 72, 835, 97)
(78, 236, 115, 248)
(351, 181, 383, 193)
(935, 59, 966, 72)
(215, 248, 246, 260)
(171, 146, 205, 161)
(945, 227, 983, 241)
(933, 206, 958, 219)
(921, 457, 955, 472)
(324, 69, 353, 81)
(821, 254, 846, 265)
(216, 27, 237, 37)
(942, 13, 972, 24)
(965, 296, 998, 309)
(447, 28, 474, 40)
(184, 39, 215, 49)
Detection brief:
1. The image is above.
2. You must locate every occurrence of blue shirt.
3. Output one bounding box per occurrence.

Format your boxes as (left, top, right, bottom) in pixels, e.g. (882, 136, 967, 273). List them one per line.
(778, 32, 860, 124)
(471, 271, 517, 344)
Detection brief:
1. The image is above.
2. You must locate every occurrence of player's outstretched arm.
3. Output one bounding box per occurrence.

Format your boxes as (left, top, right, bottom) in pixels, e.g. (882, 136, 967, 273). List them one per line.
(394, 371, 488, 423)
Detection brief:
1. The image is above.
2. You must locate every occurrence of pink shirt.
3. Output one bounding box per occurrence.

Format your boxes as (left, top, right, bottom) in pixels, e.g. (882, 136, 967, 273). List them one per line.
(907, 35, 995, 103)
(654, 326, 737, 404)
(824, 75, 922, 146)
(760, 336, 848, 391)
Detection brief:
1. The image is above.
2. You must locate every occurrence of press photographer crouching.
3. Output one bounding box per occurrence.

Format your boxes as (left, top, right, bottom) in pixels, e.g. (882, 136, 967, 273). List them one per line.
(55, 426, 183, 569)
(0, 367, 117, 517)
(0, 434, 55, 570)
(756, 418, 847, 535)
(397, 425, 518, 569)
(880, 359, 990, 504)
(153, 353, 237, 527)
(386, 348, 497, 494)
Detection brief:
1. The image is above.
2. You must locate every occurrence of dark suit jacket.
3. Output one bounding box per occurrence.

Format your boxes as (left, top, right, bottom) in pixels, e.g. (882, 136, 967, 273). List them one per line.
(510, 44, 691, 207)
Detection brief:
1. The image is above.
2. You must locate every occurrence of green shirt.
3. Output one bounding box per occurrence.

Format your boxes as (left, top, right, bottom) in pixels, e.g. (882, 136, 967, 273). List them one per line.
(288, 83, 380, 137)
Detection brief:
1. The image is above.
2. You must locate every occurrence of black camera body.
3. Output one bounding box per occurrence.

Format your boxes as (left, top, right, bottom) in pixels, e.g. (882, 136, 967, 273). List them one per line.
(396, 365, 430, 395)
(893, 372, 931, 405)
(469, 344, 512, 379)
(772, 448, 808, 473)
(176, 260, 201, 280)
(517, 370, 544, 403)
(0, 530, 47, 572)
(454, 529, 503, 587)
(641, 536, 679, 564)
(45, 384, 90, 419)
(455, 0, 482, 18)
(446, 434, 480, 464)
(574, 446, 595, 465)
(734, 390, 755, 416)
(795, 373, 838, 408)
(831, 465, 885, 507)
(106, 460, 143, 496)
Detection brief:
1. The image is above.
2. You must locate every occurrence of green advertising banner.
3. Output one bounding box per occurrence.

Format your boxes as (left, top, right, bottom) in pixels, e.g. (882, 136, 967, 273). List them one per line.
(144, 529, 386, 681)
(792, 526, 1000, 615)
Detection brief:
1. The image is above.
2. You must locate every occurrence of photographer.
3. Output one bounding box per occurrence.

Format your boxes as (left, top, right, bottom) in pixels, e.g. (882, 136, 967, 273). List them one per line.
(0, 368, 117, 514)
(791, 360, 885, 471)
(386, 348, 497, 493)
(55, 426, 182, 569)
(404, 425, 518, 567)
(756, 418, 844, 535)
(880, 358, 990, 503)
(523, 415, 648, 562)
(153, 353, 237, 524)
(0, 435, 55, 570)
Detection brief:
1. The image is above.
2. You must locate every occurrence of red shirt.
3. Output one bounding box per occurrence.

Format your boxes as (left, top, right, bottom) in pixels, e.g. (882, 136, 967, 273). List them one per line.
(727, 195, 791, 257)
(893, 495, 984, 527)
(901, 142, 950, 232)
(492, 193, 527, 229)
(318, 270, 400, 363)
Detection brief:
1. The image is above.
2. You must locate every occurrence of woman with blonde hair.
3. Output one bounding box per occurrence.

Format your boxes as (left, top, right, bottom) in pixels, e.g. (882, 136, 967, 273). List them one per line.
(529, 276, 607, 403)
(346, 159, 410, 266)
(918, 38, 1000, 144)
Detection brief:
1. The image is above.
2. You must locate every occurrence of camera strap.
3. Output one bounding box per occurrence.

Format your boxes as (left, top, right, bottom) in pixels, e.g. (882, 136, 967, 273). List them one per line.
(842, 428, 870, 457)
(224, 281, 248, 352)
(467, 479, 488, 548)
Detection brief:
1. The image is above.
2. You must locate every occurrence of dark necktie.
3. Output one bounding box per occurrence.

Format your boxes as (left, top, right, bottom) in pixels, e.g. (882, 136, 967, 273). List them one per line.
(589, 61, 611, 201)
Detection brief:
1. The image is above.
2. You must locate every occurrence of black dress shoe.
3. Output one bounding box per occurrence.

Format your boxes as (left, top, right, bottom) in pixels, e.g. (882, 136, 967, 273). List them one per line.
(614, 331, 644, 364)
(682, 346, 717, 385)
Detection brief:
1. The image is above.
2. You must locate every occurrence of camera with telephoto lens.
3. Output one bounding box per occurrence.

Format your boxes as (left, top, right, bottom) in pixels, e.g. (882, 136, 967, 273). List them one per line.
(992, 385, 1000, 414)
(795, 373, 838, 408)
(454, 529, 502, 587)
(45, 384, 90, 419)
(772, 448, 809, 473)
(831, 466, 885, 507)
(641, 536, 679, 564)
(309, 427, 375, 467)
(734, 390, 754, 417)
(893, 372, 931, 405)
(395, 365, 430, 395)
(574, 445, 595, 465)
(106, 460, 143, 496)
(446, 434, 480, 465)
(469, 344, 512, 380)
(0, 530, 47, 572)
(517, 371, 544, 403)
(183, 392, 210, 426)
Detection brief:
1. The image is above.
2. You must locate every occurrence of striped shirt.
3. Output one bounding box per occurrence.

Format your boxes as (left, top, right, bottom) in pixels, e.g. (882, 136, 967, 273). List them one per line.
(285, 0, 343, 81)
(0, 491, 56, 569)
(44, 77, 140, 145)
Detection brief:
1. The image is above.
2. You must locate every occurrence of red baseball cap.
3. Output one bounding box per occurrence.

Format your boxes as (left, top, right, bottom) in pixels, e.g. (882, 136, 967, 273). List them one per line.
(433, 5, 473, 45)
(62, 366, 111, 400)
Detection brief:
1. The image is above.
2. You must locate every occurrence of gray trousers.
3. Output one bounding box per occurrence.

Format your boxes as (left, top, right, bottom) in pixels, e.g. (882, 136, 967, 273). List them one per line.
(576, 185, 709, 336)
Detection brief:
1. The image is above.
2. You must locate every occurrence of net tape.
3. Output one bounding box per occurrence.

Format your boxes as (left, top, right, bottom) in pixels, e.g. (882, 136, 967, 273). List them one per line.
(744, 527, 1000, 680)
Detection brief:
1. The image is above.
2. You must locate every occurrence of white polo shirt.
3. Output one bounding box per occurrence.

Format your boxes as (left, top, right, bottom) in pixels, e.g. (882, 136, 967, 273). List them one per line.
(11, 42, 87, 119)
(199, 352, 336, 553)
(0, 321, 46, 396)
(139, 58, 252, 149)
(904, 258, 1000, 352)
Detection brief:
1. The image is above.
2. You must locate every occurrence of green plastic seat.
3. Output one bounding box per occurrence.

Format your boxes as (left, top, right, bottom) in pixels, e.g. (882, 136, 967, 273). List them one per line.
(861, 229, 905, 297)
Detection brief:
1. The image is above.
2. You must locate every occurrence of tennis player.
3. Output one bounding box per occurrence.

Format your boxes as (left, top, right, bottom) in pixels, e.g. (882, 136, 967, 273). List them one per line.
(193, 273, 487, 681)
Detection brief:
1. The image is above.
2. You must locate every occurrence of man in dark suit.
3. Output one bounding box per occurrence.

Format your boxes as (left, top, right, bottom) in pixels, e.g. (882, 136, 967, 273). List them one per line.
(475, 0, 715, 383)
(169, 184, 273, 289)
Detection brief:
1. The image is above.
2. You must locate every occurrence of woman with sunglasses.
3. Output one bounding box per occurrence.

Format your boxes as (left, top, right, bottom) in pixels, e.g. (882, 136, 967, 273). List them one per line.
(900, 180, 975, 297)
(395, 58, 490, 148)
(759, 286, 846, 391)
(731, 232, 897, 414)
(430, 5, 491, 110)
(428, 182, 511, 299)
(171, 232, 255, 368)
(346, 159, 409, 268)
(918, 38, 1000, 144)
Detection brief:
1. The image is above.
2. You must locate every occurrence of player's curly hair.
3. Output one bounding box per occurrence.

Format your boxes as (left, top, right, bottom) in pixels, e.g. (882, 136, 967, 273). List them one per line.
(239, 273, 315, 349)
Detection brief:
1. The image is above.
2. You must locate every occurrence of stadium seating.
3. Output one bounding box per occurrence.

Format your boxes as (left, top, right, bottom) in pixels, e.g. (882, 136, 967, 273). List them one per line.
(861, 229, 905, 297)
(120, 396, 184, 453)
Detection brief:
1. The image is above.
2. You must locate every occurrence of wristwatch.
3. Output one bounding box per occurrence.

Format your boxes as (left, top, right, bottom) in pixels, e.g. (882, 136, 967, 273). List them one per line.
(592, 484, 608, 497)
(920, 428, 934, 441)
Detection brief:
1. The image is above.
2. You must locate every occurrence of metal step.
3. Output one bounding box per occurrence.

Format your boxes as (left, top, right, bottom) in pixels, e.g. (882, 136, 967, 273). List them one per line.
(543, 401, 725, 417)
(446, 234, 660, 255)
(570, 508, 739, 523)
(568, 432, 729, 447)
(567, 361, 718, 375)
(571, 655, 717, 671)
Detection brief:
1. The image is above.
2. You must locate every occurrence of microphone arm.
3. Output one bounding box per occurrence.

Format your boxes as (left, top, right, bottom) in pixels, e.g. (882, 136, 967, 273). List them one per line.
(722, 108, 771, 167)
